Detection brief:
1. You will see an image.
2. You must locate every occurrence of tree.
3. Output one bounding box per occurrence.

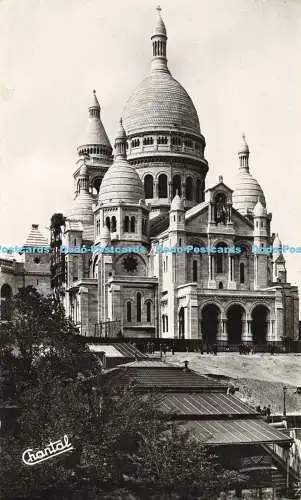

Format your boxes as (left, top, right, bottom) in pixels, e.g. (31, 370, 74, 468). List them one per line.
(0, 287, 246, 499)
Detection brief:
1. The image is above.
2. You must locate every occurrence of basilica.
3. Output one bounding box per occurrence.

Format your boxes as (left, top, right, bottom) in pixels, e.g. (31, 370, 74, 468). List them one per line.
(2, 8, 298, 344)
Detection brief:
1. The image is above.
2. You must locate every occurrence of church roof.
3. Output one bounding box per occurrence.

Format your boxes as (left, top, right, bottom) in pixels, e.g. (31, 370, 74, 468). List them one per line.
(67, 191, 94, 223)
(78, 90, 111, 149)
(122, 9, 201, 137)
(24, 224, 48, 247)
(122, 73, 201, 136)
(98, 158, 145, 205)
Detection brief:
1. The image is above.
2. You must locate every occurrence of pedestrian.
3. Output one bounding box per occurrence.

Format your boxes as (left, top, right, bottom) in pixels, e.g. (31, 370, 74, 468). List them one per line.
(261, 406, 267, 416)
(266, 404, 271, 417)
(225, 344, 230, 352)
(172, 343, 175, 355)
(256, 405, 261, 414)
(162, 344, 167, 361)
(200, 343, 204, 355)
(207, 345, 210, 354)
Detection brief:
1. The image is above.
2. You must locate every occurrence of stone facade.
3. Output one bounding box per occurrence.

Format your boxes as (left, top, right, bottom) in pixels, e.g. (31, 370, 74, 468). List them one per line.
(1, 9, 297, 344)
(57, 8, 299, 344)
(0, 225, 51, 320)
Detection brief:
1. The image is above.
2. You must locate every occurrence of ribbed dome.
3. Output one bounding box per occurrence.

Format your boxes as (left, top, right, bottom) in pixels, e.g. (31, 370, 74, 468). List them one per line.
(67, 191, 94, 223)
(98, 158, 144, 205)
(232, 171, 266, 215)
(122, 72, 201, 136)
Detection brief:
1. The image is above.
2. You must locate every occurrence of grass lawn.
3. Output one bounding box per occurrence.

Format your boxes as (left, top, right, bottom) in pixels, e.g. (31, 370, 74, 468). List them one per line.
(166, 352, 301, 415)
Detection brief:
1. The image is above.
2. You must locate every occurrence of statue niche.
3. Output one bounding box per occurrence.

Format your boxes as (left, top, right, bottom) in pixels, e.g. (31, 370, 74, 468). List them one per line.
(214, 193, 227, 225)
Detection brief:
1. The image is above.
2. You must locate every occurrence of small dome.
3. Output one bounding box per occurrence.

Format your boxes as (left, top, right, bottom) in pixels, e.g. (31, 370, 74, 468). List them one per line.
(67, 191, 94, 223)
(253, 199, 267, 217)
(98, 158, 144, 205)
(171, 193, 184, 211)
(232, 171, 266, 215)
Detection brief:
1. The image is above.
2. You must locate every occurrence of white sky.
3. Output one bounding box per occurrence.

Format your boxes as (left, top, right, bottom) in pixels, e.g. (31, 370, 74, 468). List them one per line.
(1, 0, 301, 303)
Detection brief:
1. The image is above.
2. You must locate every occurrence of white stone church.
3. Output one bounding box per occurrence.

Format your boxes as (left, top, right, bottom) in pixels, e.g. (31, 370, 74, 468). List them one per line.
(2, 8, 297, 344)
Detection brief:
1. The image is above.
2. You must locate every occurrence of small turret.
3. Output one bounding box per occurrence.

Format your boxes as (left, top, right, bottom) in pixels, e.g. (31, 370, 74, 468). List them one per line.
(169, 191, 185, 232)
(272, 234, 287, 283)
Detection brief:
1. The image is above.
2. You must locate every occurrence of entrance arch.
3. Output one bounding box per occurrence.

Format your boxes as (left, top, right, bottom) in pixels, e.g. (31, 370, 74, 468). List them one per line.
(179, 307, 185, 339)
(226, 305, 245, 344)
(251, 305, 269, 344)
(201, 304, 220, 346)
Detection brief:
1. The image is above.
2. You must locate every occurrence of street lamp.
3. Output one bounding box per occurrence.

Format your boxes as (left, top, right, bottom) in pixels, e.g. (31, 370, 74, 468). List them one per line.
(283, 385, 287, 420)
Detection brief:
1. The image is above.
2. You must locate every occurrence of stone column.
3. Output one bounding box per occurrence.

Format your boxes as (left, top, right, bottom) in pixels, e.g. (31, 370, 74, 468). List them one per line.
(208, 254, 216, 288)
(228, 254, 236, 289)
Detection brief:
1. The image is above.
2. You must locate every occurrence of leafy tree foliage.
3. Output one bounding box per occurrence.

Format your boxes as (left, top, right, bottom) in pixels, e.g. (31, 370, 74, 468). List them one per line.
(0, 287, 245, 499)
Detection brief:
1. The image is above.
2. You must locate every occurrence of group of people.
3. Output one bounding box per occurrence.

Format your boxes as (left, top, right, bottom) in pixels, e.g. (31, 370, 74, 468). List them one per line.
(255, 404, 272, 419)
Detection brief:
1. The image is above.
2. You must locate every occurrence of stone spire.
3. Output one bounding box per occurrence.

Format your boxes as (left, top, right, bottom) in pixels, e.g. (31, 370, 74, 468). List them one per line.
(238, 133, 250, 171)
(151, 6, 169, 73)
(114, 118, 127, 159)
(77, 90, 112, 157)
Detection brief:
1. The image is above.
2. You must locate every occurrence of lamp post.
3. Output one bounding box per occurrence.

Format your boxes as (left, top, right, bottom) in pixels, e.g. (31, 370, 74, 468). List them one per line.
(283, 385, 287, 420)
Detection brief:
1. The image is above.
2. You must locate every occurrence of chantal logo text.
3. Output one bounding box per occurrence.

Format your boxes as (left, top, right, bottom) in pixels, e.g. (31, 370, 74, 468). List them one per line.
(22, 435, 74, 466)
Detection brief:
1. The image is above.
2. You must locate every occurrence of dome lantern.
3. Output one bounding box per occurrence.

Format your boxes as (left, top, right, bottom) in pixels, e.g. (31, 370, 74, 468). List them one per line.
(151, 6, 169, 73)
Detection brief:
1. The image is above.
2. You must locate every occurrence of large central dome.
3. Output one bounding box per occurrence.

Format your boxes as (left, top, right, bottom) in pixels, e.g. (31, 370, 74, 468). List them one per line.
(122, 72, 201, 136)
(122, 7, 201, 138)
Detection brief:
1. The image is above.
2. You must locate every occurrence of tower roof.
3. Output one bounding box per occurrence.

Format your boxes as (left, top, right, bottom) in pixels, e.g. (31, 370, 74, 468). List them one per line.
(253, 198, 267, 217)
(24, 224, 48, 247)
(122, 8, 201, 137)
(67, 191, 94, 223)
(170, 192, 184, 211)
(153, 6, 167, 36)
(78, 90, 112, 151)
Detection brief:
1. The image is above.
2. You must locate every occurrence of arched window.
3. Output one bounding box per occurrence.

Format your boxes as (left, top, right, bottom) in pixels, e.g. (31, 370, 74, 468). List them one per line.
(73, 257, 79, 281)
(193, 260, 198, 282)
(137, 293, 141, 322)
(162, 315, 165, 333)
(105, 216, 110, 231)
(127, 302, 131, 322)
(240, 263, 245, 284)
(1, 284, 12, 321)
(186, 177, 193, 201)
(173, 175, 182, 197)
(216, 243, 228, 274)
(130, 216, 136, 232)
(111, 216, 117, 232)
(166, 315, 168, 332)
(124, 216, 130, 232)
(216, 254, 223, 274)
(146, 302, 151, 322)
(142, 218, 147, 235)
(219, 282, 223, 289)
(144, 175, 153, 198)
(158, 174, 168, 198)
